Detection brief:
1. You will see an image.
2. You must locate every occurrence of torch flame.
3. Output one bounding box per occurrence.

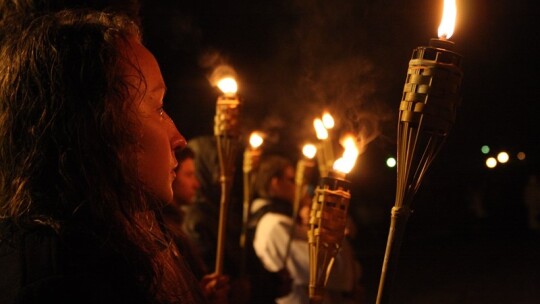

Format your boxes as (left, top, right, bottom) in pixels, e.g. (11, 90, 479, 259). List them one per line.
(249, 131, 264, 149)
(302, 144, 317, 159)
(313, 118, 328, 140)
(333, 136, 359, 174)
(217, 77, 238, 95)
(438, 0, 456, 39)
(322, 112, 335, 129)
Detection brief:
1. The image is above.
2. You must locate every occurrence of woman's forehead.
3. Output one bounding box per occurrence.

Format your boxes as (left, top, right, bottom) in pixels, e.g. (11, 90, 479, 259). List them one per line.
(120, 37, 165, 93)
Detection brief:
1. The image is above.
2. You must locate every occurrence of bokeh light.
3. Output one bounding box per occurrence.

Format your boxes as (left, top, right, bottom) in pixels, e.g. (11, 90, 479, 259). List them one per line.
(481, 145, 490, 154)
(386, 157, 397, 168)
(302, 144, 317, 159)
(249, 131, 264, 149)
(517, 152, 526, 161)
(486, 157, 497, 169)
(497, 151, 509, 164)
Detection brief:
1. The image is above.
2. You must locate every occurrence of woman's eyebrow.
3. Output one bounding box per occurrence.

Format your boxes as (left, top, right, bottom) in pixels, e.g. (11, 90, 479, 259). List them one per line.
(150, 83, 167, 94)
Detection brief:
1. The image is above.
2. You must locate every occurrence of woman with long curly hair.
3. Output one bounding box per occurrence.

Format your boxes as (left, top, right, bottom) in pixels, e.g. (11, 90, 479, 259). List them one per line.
(0, 10, 225, 304)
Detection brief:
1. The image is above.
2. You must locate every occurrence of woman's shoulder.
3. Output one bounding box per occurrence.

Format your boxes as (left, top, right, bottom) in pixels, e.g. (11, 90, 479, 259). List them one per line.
(0, 220, 63, 303)
(0, 219, 147, 303)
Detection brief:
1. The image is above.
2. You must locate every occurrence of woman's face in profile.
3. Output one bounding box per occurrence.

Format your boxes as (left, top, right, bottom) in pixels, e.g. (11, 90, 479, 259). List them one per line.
(122, 38, 186, 203)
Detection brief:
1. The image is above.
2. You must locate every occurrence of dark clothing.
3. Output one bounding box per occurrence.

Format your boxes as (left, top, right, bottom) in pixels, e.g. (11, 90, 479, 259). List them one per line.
(0, 221, 148, 304)
(0, 219, 208, 304)
(184, 135, 245, 277)
(182, 196, 243, 278)
(162, 204, 208, 280)
(245, 198, 293, 304)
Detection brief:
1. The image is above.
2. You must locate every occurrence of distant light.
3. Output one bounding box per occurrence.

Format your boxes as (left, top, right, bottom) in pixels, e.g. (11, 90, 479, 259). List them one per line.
(322, 112, 335, 129)
(302, 144, 317, 159)
(486, 157, 497, 169)
(517, 152, 526, 161)
(249, 132, 264, 149)
(497, 151, 509, 164)
(481, 145, 490, 154)
(313, 118, 328, 140)
(217, 77, 238, 95)
(386, 157, 397, 168)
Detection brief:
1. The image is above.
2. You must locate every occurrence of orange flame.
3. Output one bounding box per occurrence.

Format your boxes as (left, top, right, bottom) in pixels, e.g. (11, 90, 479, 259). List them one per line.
(249, 131, 264, 149)
(333, 135, 359, 174)
(313, 118, 328, 140)
(302, 144, 317, 159)
(217, 77, 238, 95)
(322, 112, 335, 129)
(438, 0, 457, 39)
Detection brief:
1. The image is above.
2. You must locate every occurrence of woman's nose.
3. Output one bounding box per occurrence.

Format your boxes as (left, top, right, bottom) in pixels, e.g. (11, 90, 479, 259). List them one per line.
(168, 119, 186, 151)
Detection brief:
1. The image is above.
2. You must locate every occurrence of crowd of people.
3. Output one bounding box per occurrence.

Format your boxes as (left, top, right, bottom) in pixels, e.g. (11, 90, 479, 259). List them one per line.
(0, 2, 364, 303)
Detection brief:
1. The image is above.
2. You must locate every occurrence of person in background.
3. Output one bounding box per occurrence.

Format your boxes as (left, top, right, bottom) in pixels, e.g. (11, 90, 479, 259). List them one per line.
(172, 147, 201, 208)
(161, 147, 230, 303)
(250, 155, 363, 304)
(182, 136, 245, 279)
(0, 9, 223, 304)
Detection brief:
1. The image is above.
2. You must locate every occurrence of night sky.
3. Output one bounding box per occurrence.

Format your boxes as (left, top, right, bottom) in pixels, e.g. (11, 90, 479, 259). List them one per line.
(140, 0, 538, 153)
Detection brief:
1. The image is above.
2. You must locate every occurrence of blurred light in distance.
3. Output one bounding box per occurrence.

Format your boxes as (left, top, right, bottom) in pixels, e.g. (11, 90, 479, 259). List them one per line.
(322, 112, 335, 129)
(486, 157, 497, 169)
(497, 151, 509, 163)
(517, 152, 526, 161)
(386, 157, 397, 168)
(481, 145, 490, 154)
(302, 144, 317, 159)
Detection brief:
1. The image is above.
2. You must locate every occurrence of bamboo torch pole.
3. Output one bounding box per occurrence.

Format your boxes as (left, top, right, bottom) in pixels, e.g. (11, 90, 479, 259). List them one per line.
(213, 77, 241, 275)
(308, 139, 359, 303)
(239, 131, 263, 275)
(376, 1, 463, 302)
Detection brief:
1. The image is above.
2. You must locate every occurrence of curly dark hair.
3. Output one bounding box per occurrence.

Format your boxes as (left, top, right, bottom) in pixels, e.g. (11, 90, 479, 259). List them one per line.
(0, 10, 193, 303)
(0, 0, 141, 27)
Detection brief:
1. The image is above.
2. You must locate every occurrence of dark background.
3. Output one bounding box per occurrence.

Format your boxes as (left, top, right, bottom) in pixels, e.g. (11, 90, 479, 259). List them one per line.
(138, 0, 540, 302)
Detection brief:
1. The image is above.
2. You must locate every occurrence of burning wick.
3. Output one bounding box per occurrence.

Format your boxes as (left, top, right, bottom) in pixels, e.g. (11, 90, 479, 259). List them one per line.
(438, 0, 456, 40)
(322, 111, 335, 130)
(248, 131, 264, 150)
(313, 113, 336, 177)
(330, 135, 359, 180)
(313, 118, 328, 140)
(217, 77, 238, 96)
(302, 143, 317, 160)
(430, 0, 457, 49)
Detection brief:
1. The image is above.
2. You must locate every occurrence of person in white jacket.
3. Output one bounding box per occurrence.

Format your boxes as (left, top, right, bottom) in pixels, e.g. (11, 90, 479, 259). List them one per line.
(250, 155, 363, 304)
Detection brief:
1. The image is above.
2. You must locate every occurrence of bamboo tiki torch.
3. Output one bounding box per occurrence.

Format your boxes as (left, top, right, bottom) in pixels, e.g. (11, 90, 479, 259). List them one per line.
(376, 1, 463, 303)
(283, 143, 317, 265)
(239, 131, 264, 275)
(214, 76, 241, 275)
(308, 138, 359, 304)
